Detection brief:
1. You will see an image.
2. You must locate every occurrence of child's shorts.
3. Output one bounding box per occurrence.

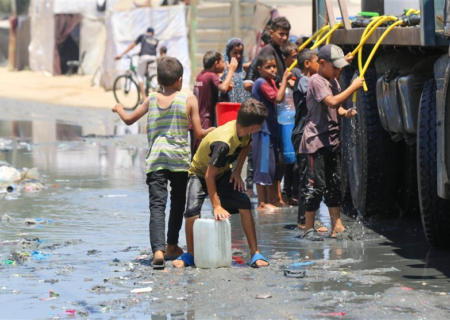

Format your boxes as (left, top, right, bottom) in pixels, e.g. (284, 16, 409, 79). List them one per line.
(251, 131, 280, 186)
(184, 170, 252, 218)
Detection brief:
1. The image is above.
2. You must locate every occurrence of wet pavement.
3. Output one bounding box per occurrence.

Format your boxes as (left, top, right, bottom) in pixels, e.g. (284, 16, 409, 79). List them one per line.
(1, 98, 450, 319)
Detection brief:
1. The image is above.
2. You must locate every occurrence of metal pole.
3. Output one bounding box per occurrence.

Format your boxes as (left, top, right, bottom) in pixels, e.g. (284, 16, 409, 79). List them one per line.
(232, 0, 240, 38)
(189, 0, 198, 87)
(11, 0, 17, 16)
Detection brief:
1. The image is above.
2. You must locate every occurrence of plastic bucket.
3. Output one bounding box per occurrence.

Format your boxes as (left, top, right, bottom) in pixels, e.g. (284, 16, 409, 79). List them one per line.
(216, 102, 241, 126)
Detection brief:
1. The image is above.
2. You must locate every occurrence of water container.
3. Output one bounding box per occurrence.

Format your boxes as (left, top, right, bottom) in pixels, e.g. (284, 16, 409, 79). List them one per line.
(193, 218, 232, 268)
(278, 88, 296, 164)
(216, 102, 241, 126)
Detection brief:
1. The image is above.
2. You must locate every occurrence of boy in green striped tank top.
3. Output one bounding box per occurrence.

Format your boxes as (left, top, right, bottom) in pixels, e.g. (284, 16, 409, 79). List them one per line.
(113, 57, 215, 269)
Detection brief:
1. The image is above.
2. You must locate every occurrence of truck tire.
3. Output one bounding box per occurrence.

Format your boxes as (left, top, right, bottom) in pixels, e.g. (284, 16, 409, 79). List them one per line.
(398, 143, 420, 216)
(338, 66, 356, 212)
(417, 79, 450, 247)
(343, 69, 400, 216)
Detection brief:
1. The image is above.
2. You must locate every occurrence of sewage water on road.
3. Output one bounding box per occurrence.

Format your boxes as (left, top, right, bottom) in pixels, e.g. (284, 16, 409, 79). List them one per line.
(1, 99, 450, 319)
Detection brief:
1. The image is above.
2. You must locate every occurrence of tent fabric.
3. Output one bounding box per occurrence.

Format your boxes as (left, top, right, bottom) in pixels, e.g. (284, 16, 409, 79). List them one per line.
(54, 14, 82, 75)
(29, 0, 113, 75)
(16, 16, 31, 71)
(0, 21, 9, 66)
(101, 5, 190, 90)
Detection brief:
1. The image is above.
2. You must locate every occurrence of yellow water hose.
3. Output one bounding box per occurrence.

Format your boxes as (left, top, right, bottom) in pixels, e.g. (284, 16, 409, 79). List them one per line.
(288, 25, 330, 71)
(357, 16, 398, 90)
(405, 8, 418, 16)
(311, 22, 344, 49)
(361, 20, 403, 81)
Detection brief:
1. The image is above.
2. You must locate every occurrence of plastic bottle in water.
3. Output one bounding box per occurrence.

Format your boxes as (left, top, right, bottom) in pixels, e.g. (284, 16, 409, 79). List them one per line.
(193, 218, 232, 268)
(278, 88, 296, 164)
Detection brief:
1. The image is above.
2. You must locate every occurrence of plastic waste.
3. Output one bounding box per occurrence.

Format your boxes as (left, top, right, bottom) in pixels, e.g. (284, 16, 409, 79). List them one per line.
(6, 185, 17, 193)
(49, 290, 59, 297)
(277, 88, 296, 164)
(98, 305, 111, 313)
(0, 166, 21, 183)
(193, 218, 232, 268)
(31, 251, 50, 261)
(2, 260, 16, 265)
(130, 287, 153, 294)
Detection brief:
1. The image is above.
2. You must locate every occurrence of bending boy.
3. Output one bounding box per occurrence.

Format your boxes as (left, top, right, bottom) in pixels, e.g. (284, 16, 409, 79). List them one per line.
(173, 99, 270, 268)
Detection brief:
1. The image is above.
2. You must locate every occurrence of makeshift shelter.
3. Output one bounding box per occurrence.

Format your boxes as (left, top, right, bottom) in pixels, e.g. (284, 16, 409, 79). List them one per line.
(29, 0, 112, 75)
(100, 4, 191, 89)
(0, 20, 9, 66)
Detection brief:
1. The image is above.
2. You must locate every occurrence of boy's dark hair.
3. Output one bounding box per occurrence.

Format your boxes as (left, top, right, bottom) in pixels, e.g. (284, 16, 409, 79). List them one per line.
(157, 57, 183, 86)
(297, 49, 318, 71)
(295, 37, 303, 47)
(256, 54, 275, 68)
(203, 51, 222, 69)
(261, 26, 271, 45)
(270, 17, 291, 31)
(281, 41, 298, 58)
(237, 98, 268, 127)
(160, 46, 167, 54)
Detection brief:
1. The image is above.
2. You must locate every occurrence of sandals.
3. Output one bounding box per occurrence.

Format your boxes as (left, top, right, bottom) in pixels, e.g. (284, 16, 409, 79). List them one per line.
(284, 269, 306, 278)
(302, 228, 324, 241)
(174, 252, 195, 267)
(314, 221, 329, 232)
(151, 258, 166, 270)
(250, 252, 269, 268)
(330, 228, 355, 240)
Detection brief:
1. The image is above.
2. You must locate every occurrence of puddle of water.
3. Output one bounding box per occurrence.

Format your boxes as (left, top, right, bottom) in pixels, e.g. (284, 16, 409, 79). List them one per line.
(1, 99, 450, 319)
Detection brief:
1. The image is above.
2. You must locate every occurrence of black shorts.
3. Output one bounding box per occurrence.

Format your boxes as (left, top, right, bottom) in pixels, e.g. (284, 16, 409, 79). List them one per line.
(184, 170, 252, 218)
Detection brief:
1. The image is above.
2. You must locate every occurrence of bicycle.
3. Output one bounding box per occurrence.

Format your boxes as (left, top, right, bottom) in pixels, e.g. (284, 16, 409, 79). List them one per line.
(113, 54, 160, 110)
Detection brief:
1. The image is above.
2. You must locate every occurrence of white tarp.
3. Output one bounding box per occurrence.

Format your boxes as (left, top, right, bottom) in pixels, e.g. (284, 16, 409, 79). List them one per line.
(29, 0, 115, 75)
(101, 4, 190, 90)
(29, 0, 55, 73)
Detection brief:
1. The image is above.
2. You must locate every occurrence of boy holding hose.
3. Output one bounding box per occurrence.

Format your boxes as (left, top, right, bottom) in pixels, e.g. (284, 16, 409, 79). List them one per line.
(299, 44, 364, 241)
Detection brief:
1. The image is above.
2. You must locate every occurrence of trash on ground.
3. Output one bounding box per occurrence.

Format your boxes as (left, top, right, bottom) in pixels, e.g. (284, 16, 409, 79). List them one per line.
(255, 294, 272, 299)
(401, 286, 413, 291)
(284, 269, 306, 278)
(31, 251, 50, 261)
(99, 194, 128, 198)
(131, 287, 153, 294)
(319, 312, 347, 317)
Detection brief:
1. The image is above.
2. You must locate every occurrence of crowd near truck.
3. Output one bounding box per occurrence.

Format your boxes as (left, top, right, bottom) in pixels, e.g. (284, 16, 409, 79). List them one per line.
(311, 0, 450, 247)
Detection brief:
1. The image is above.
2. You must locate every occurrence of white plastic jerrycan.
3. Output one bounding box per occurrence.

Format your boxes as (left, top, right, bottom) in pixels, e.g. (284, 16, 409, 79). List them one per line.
(193, 218, 232, 268)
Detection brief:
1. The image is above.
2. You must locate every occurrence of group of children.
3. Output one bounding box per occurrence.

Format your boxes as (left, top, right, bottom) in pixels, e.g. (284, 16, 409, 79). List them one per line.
(112, 16, 364, 269)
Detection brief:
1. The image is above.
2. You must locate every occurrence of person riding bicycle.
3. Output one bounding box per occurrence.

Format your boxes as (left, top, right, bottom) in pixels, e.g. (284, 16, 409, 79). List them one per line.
(115, 27, 159, 100)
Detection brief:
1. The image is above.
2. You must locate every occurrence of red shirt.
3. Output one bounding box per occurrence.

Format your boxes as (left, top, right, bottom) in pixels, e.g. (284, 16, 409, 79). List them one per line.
(192, 70, 221, 129)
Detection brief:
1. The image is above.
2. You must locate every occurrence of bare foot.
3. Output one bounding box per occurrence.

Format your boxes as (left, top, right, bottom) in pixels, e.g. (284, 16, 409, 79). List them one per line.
(165, 244, 184, 259)
(253, 259, 269, 267)
(297, 223, 306, 230)
(314, 220, 329, 233)
(272, 201, 289, 208)
(330, 227, 345, 238)
(172, 259, 186, 268)
(257, 203, 281, 212)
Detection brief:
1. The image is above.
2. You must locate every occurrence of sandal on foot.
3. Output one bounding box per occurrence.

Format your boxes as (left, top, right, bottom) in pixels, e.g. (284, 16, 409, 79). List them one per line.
(284, 269, 306, 278)
(174, 252, 195, 267)
(331, 228, 355, 241)
(314, 221, 329, 233)
(302, 229, 324, 241)
(250, 252, 269, 268)
(151, 258, 166, 270)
